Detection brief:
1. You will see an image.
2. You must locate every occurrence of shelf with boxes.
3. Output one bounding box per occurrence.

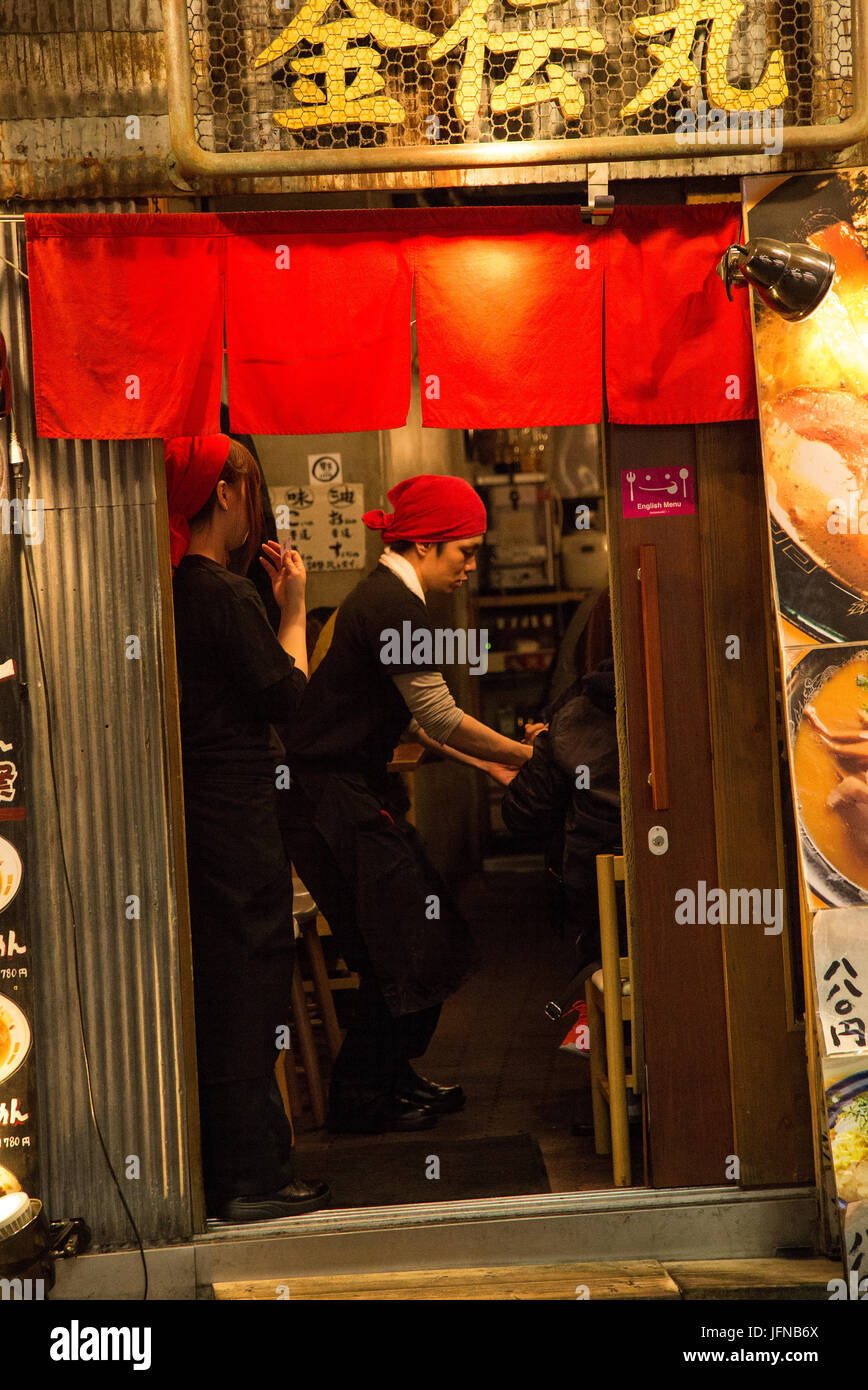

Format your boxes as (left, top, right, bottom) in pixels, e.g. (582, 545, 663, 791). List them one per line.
(467, 588, 591, 849)
(477, 591, 590, 675)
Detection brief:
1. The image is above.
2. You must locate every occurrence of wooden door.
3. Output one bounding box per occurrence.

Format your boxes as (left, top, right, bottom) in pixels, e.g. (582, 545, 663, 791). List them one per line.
(606, 421, 813, 1188)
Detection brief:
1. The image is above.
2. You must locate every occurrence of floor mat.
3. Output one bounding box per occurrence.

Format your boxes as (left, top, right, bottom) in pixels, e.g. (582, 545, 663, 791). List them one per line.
(298, 1132, 551, 1208)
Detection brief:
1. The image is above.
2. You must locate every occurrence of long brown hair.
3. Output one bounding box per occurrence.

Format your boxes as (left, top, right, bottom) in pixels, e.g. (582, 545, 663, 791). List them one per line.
(189, 439, 263, 572)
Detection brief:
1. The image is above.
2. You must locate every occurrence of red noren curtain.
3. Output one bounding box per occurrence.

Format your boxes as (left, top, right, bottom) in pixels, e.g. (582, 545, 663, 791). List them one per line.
(26, 214, 225, 440)
(410, 207, 605, 428)
(223, 215, 412, 435)
(604, 204, 757, 425)
(24, 205, 755, 440)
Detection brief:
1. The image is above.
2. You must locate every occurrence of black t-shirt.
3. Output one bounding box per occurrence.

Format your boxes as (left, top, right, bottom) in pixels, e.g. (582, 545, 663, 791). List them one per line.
(172, 555, 305, 779)
(288, 564, 437, 782)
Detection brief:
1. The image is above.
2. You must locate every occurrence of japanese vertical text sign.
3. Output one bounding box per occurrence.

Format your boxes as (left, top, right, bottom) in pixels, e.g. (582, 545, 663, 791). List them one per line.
(0, 651, 37, 1198)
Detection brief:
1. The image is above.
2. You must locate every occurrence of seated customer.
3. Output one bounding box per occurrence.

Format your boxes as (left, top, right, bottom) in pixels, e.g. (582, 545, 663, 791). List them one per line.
(500, 592, 622, 979)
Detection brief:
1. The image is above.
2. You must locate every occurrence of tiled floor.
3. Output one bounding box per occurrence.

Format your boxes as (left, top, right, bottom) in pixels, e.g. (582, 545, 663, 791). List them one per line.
(294, 865, 641, 1196)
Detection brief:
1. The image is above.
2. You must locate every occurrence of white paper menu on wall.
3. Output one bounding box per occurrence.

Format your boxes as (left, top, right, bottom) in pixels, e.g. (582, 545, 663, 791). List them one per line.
(269, 481, 366, 573)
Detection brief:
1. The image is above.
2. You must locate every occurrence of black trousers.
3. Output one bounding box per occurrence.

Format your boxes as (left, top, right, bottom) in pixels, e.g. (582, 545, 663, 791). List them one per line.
(277, 764, 479, 1123)
(184, 777, 298, 1214)
(277, 787, 445, 1118)
(198, 1075, 294, 1210)
(329, 975, 441, 1120)
(190, 927, 297, 1212)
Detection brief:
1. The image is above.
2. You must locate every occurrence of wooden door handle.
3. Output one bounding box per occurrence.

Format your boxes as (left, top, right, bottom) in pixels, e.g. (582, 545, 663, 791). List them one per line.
(638, 544, 669, 811)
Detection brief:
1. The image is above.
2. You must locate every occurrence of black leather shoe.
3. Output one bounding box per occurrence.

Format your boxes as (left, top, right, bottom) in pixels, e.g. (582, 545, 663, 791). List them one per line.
(397, 1070, 466, 1114)
(387, 1097, 438, 1130)
(216, 1177, 331, 1223)
(327, 1097, 438, 1133)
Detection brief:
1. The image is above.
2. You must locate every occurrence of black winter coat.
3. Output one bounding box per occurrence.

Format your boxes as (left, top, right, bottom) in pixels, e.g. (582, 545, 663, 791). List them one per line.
(501, 659, 622, 948)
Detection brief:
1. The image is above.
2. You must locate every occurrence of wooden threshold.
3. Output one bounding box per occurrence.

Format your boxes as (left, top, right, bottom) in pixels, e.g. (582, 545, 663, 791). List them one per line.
(212, 1255, 840, 1302)
(212, 1260, 680, 1301)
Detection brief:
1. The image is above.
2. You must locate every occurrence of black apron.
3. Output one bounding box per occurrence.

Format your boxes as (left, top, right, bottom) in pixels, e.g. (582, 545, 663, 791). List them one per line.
(280, 767, 480, 1018)
(183, 768, 295, 1082)
(172, 555, 305, 1206)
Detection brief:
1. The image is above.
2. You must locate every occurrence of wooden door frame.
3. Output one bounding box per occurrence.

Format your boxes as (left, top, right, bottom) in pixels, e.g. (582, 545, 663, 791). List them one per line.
(605, 420, 813, 1188)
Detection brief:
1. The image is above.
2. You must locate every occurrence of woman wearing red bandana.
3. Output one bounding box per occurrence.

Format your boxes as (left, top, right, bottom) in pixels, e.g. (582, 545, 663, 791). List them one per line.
(279, 474, 533, 1134)
(165, 435, 330, 1222)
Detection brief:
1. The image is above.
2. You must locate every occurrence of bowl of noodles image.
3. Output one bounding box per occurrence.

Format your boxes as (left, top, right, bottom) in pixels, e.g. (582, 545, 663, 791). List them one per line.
(0, 1164, 21, 1195)
(0, 995, 31, 1084)
(755, 208, 868, 640)
(788, 647, 868, 905)
(826, 1071, 868, 1204)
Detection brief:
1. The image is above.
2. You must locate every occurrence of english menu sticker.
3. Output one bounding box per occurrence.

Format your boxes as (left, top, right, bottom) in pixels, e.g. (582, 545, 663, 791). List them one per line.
(622, 466, 695, 518)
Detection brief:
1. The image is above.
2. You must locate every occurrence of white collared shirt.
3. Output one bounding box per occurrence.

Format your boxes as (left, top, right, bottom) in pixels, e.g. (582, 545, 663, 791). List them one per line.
(378, 548, 427, 607)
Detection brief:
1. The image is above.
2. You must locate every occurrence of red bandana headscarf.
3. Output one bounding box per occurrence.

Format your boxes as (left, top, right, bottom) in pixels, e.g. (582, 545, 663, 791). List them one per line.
(164, 435, 232, 569)
(363, 474, 487, 543)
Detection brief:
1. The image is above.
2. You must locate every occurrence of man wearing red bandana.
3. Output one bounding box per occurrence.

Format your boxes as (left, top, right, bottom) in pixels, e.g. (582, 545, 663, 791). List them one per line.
(279, 474, 533, 1134)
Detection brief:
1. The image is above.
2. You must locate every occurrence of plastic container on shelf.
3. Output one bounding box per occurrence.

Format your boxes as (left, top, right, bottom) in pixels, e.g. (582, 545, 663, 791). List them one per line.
(560, 530, 609, 591)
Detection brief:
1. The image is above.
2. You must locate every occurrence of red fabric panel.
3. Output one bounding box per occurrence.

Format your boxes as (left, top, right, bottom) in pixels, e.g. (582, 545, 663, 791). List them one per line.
(25, 214, 224, 439)
(605, 204, 757, 425)
(223, 214, 411, 434)
(25, 205, 757, 439)
(411, 207, 604, 428)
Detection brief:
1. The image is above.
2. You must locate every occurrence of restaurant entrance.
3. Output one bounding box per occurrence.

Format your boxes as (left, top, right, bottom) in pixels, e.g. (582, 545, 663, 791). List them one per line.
(187, 388, 812, 1219)
(0, 202, 822, 1292)
(235, 405, 623, 1208)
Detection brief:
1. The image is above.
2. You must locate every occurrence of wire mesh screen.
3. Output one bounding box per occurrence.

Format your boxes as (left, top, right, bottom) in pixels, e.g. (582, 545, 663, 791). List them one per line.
(187, 0, 853, 156)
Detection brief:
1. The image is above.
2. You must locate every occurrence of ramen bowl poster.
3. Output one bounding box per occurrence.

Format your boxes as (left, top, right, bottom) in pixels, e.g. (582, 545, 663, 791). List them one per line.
(824, 1056, 868, 1208)
(745, 170, 868, 648)
(785, 644, 868, 911)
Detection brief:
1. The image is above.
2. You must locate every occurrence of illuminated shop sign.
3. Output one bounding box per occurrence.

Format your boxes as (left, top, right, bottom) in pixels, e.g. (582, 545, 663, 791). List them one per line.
(252, 0, 786, 130)
(0, 658, 38, 1201)
(167, 0, 863, 176)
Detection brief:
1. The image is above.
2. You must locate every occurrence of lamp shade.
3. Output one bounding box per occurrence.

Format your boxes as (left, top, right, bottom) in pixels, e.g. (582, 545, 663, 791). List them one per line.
(717, 237, 835, 321)
(0, 1192, 31, 1238)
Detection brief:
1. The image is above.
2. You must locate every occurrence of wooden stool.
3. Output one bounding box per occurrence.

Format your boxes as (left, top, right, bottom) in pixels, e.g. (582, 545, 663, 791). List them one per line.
(585, 853, 644, 1187)
(296, 910, 344, 1060)
(277, 879, 361, 1130)
(274, 907, 328, 1129)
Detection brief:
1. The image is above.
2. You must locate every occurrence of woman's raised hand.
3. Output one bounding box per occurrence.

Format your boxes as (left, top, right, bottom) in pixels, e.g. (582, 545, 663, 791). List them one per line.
(260, 540, 307, 613)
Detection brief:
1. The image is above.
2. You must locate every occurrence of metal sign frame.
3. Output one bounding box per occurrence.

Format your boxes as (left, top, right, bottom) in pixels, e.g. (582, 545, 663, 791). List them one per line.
(166, 0, 868, 178)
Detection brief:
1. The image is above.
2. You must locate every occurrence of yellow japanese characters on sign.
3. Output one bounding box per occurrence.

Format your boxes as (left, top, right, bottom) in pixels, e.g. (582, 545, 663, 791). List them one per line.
(623, 0, 787, 116)
(253, 0, 788, 129)
(426, 0, 606, 123)
(255, 0, 435, 128)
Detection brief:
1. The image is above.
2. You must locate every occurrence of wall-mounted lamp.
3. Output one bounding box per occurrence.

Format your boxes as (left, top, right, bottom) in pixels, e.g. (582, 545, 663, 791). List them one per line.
(716, 237, 835, 321)
(0, 1184, 91, 1293)
(0, 1190, 49, 1282)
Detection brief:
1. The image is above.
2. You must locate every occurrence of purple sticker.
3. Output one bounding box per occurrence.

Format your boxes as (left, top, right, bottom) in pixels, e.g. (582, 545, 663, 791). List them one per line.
(622, 466, 695, 518)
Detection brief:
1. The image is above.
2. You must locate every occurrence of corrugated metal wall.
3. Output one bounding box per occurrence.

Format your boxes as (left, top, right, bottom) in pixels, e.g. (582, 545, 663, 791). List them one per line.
(0, 214, 194, 1249)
